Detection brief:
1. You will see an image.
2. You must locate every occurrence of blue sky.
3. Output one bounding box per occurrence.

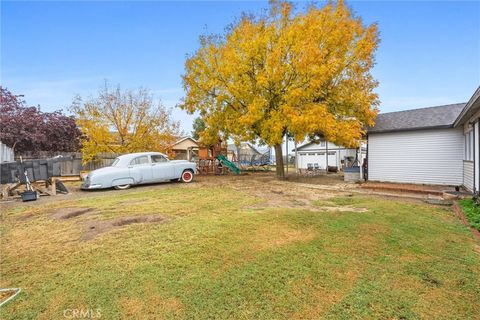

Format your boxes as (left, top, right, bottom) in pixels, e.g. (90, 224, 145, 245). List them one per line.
(2, 1, 479, 133)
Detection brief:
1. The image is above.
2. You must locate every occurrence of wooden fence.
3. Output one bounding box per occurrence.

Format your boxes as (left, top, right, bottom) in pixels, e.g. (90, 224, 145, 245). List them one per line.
(15, 152, 119, 176)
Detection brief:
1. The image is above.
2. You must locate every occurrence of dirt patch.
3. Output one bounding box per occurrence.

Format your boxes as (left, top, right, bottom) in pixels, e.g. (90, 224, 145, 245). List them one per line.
(119, 295, 183, 318)
(315, 206, 368, 213)
(112, 215, 165, 227)
(246, 223, 316, 252)
(452, 202, 480, 240)
(211, 173, 368, 212)
(82, 214, 167, 241)
(474, 244, 480, 255)
(16, 212, 37, 221)
(50, 207, 94, 220)
(117, 199, 149, 206)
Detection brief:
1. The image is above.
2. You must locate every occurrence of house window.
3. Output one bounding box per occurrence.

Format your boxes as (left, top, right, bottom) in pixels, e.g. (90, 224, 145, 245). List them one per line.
(465, 130, 474, 161)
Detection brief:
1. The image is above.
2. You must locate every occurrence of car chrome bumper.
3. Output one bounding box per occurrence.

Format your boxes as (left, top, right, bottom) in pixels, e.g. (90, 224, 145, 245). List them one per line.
(81, 183, 102, 190)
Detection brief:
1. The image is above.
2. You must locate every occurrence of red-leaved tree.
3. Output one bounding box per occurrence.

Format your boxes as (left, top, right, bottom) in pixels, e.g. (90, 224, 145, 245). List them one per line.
(0, 87, 82, 153)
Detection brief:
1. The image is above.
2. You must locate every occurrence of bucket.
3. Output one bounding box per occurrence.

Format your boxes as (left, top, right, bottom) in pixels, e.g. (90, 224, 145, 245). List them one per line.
(21, 191, 37, 202)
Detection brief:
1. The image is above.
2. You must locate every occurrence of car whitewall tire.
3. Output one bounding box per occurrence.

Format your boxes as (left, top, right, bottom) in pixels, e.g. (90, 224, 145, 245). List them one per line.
(114, 184, 131, 190)
(181, 170, 194, 183)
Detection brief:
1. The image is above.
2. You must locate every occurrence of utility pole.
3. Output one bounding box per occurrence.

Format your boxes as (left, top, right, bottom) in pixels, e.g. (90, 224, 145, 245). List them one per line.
(325, 138, 329, 173)
(294, 141, 298, 174)
(285, 135, 289, 176)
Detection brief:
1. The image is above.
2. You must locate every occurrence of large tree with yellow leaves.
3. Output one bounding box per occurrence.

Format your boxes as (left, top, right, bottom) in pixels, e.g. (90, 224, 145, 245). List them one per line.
(72, 85, 181, 163)
(182, 0, 379, 178)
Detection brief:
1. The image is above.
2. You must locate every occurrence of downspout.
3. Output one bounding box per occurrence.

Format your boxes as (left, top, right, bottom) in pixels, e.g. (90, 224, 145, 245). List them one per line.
(365, 135, 369, 181)
(294, 141, 298, 174)
(474, 122, 476, 193)
(286, 135, 288, 176)
(475, 119, 480, 193)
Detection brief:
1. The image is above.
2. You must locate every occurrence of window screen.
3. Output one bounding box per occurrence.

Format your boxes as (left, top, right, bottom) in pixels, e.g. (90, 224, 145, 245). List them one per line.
(465, 130, 474, 161)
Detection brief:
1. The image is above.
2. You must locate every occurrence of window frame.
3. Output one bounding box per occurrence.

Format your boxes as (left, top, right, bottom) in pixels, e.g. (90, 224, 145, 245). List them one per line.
(130, 156, 150, 166)
(465, 130, 474, 161)
(151, 154, 169, 163)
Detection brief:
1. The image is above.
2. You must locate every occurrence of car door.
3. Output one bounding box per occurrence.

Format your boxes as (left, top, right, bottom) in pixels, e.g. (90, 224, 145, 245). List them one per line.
(150, 154, 175, 180)
(128, 155, 154, 183)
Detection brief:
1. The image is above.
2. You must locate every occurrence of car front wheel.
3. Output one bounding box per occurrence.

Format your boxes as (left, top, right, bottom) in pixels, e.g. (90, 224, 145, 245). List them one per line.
(114, 184, 131, 190)
(180, 170, 194, 183)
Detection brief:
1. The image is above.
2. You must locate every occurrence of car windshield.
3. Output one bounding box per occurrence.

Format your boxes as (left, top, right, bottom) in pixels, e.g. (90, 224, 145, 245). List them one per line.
(111, 158, 120, 167)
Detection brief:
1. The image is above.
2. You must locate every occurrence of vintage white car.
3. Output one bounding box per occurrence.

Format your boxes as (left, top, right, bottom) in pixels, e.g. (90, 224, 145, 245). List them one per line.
(81, 152, 196, 190)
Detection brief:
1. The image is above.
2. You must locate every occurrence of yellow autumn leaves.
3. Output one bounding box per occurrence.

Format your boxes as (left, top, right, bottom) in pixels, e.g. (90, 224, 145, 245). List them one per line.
(182, 0, 379, 150)
(72, 85, 181, 163)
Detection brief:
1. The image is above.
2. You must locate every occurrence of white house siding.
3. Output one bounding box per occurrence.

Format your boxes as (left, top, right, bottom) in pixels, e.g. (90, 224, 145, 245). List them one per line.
(463, 161, 474, 191)
(475, 121, 480, 191)
(462, 110, 480, 192)
(295, 141, 359, 170)
(0, 142, 14, 162)
(297, 151, 338, 169)
(368, 128, 464, 186)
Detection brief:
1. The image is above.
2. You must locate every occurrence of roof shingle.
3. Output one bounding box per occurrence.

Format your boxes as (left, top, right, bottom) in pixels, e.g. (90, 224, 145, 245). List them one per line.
(368, 103, 466, 134)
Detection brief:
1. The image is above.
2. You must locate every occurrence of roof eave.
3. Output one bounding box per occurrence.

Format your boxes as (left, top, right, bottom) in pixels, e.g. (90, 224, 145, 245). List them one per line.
(454, 86, 480, 127)
(367, 124, 455, 135)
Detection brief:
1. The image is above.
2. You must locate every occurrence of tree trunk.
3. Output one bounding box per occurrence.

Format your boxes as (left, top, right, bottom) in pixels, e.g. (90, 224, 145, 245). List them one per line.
(274, 144, 285, 179)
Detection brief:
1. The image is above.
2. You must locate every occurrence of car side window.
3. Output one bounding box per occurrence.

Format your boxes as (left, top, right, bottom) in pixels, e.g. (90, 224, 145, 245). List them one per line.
(130, 156, 149, 166)
(151, 155, 168, 163)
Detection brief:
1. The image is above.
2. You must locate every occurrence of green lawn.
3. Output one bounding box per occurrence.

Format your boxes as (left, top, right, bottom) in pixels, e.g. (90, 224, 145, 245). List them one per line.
(1, 180, 479, 319)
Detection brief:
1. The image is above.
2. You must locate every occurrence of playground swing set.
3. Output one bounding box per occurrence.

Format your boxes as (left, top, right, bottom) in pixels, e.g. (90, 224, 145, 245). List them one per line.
(196, 142, 241, 175)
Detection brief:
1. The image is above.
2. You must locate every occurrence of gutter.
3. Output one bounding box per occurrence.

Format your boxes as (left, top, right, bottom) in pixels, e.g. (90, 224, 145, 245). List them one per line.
(454, 86, 480, 127)
(367, 124, 455, 135)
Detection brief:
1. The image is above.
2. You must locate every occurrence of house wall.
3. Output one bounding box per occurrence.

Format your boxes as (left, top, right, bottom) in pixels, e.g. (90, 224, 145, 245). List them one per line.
(463, 161, 474, 191)
(295, 141, 359, 170)
(368, 128, 464, 186)
(296, 141, 339, 151)
(0, 142, 14, 162)
(172, 139, 198, 151)
(462, 109, 480, 192)
(475, 120, 479, 191)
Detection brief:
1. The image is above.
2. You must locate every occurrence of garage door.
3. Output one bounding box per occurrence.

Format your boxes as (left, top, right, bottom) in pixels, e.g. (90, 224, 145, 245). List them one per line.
(368, 128, 463, 185)
(299, 152, 337, 169)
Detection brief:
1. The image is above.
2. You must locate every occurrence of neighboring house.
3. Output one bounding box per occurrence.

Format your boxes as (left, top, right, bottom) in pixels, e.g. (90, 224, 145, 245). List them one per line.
(0, 142, 14, 162)
(171, 137, 199, 161)
(367, 86, 480, 192)
(294, 140, 365, 171)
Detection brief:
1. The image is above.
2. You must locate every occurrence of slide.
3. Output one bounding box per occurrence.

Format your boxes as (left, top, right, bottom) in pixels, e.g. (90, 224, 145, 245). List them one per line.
(216, 155, 241, 174)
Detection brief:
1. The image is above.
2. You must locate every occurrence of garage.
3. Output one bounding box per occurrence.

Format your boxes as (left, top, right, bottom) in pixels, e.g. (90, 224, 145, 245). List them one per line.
(367, 103, 466, 186)
(297, 151, 337, 170)
(295, 140, 361, 171)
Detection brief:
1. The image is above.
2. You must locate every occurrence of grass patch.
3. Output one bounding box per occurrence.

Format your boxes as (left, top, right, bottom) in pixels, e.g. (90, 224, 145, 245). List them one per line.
(459, 198, 480, 231)
(1, 181, 479, 319)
